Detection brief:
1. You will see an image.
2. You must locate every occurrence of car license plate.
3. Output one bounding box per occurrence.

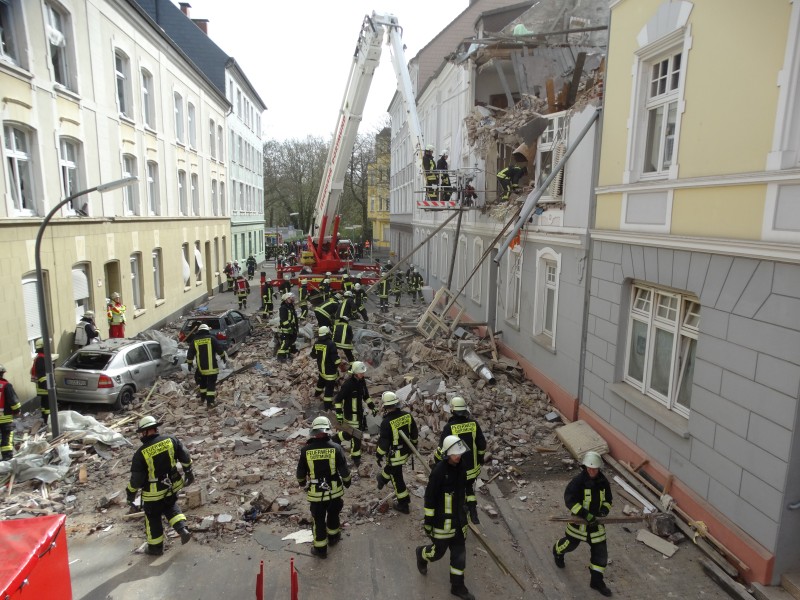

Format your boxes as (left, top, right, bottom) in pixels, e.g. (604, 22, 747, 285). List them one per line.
(65, 378, 87, 387)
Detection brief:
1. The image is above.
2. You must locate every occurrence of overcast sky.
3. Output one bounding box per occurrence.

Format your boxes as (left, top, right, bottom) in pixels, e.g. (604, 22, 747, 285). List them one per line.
(179, 0, 469, 141)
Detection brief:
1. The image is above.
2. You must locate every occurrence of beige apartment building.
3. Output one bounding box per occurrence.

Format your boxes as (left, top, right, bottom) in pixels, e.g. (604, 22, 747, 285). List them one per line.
(0, 0, 230, 397)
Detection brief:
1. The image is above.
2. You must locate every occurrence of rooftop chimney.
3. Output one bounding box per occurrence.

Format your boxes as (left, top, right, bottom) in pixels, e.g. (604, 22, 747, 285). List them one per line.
(179, 2, 191, 17)
(192, 18, 209, 34)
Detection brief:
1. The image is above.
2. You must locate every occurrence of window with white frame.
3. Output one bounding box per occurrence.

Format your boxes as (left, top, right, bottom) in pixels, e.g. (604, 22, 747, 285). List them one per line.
(45, 1, 74, 90)
(504, 246, 522, 325)
(59, 137, 81, 207)
(191, 173, 199, 215)
(456, 236, 467, 291)
(178, 169, 187, 215)
(642, 51, 681, 175)
(181, 243, 190, 287)
(470, 237, 483, 303)
(533, 249, 560, 348)
(114, 49, 131, 118)
(174, 92, 184, 143)
(146, 161, 159, 215)
(194, 242, 203, 283)
(130, 253, 143, 310)
(0, 0, 23, 67)
(122, 154, 137, 214)
(141, 69, 154, 128)
(220, 181, 226, 214)
(537, 112, 567, 201)
(217, 125, 224, 162)
(624, 284, 698, 416)
(4, 124, 36, 215)
(187, 102, 196, 148)
(71, 263, 90, 322)
(230, 131, 235, 163)
(209, 119, 216, 159)
(211, 179, 218, 216)
(431, 233, 438, 278)
(152, 248, 164, 300)
(22, 274, 44, 353)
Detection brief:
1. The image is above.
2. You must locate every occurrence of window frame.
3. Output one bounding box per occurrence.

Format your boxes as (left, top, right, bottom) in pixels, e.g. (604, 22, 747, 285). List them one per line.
(174, 92, 184, 144)
(181, 243, 191, 287)
(536, 112, 567, 202)
(122, 153, 137, 215)
(504, 245, 522, 327)
(130, 252, 143, 310)
(623, 283, 698, 417)
(178, 169, 187, 215)
(45, 1, 75, 91)
(114, 49, 132, 118)
(59, 136, 81, 213)
(0, 0, 23, 67)
(71, 263, 91, 323)
(146, 160, 159, 215)
(4, 124, 36, 216)
(187, 102, 196, 149)
(141, 68, 155, 129)
(191, 172, 199, 215)
(211, 178, 218, 216)
(532, 248, 561, 349)
(152, 248, 164, 301)
(209, 118, 216, 159)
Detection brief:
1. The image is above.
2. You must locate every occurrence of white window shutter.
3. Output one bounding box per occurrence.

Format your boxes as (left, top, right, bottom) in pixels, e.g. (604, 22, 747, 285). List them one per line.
(22, 278, 42, 342)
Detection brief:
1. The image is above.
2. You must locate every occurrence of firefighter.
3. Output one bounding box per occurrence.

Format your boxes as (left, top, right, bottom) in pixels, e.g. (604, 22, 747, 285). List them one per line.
(126, 415, 194, 555)
(333, 361, 375, 466)
(422, 144, 438, 200)
(337, 290, 356, 323)
(107, 292, 126, 338)
(298, 279, 310, 320)
(277, 292, 299, 362)
(391, 271, 404, 307)
(320, 276, 332, 301)
(314, 294, 339, 329)
(311, 326, 342, 411)
(342, 273, 353, 294)
(31, 338, 50, 426)
(223, 261, 234, 291)
(416, 435, 474, 600)
(234, 275, 250, 310)
(437, 149, 452, 197)
(434, 396, 486, 524)
(296, 415, 351, 558)
(353, 283, 368, 321)
(497, 163, 527, 201)
(375, 391, 418, 514)
(0, 365, 21, 460)
(186, 324, 228, 407)
(246, 255, 257, 280)
(260, 272, 275, 317)
(410, 267, 424, 304)
(377, 272, 390, 313)
(279, 273, 293, 296)
(552, 451, 614, 597)
(333, 315, 355, 362)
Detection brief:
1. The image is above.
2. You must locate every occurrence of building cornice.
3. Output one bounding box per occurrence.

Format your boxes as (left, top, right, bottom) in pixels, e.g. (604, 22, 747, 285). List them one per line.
(596, 168, 800, 195)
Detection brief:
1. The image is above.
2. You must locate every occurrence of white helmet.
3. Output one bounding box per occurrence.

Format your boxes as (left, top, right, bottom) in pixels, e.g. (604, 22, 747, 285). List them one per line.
(325, 272, 332, 277)
(450, 396, 467, 413)
(283, 274, 290, 280)
(582, 451, 603, 469)
(351, 361, 367, 374)
(381, 391, 398, 406)
(343, 290, 353, 297)
(311, 416, 331, 434)
(354, 283, 361, 290)
(282, 292, 294, 302)
(197, 323, 211, 332)
(323, 278, 330, 284)
(317, 326, 330, 336)
(425, 144, 434, 152)
(442, 435, 468, 456)
(137, 415, 161, 432)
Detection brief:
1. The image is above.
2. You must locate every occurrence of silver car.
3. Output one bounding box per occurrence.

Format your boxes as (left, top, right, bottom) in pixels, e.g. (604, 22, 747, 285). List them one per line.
(55, 339, 174, 409)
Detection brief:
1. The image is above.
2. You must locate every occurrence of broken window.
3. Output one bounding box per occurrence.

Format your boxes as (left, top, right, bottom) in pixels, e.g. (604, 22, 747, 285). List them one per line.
(624, 284, 698, 417)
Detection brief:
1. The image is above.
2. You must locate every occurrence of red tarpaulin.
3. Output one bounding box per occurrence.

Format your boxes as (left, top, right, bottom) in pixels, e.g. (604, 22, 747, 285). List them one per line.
(0, 514, 72, 599)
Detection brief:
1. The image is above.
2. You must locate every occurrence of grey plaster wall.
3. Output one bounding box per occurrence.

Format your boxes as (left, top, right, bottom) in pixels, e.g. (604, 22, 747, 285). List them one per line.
(583, 240, 800, 562)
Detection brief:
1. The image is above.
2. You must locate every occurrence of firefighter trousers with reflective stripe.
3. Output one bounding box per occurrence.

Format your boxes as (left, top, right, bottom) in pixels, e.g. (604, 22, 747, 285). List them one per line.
(420, 526, 467, 579)
(143, 496, 187, 551)
(554, 530, 608, 573)
(378, 461, 410, 504)
(0, 423, 14, 459)
(310, 497, 343, 550)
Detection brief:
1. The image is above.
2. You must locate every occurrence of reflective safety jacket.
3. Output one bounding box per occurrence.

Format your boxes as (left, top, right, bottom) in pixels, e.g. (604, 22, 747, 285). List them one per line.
(410, 272, 424, 291)
(279, 301, 298, 336)
(333, 321, 353, 351)
(342, 279, 353, 293)
(127, 433, 192, 503)
(262, 284, 275, 309)
(311, 336, 340, 380)
(334, 375, 373, 428)
(234, 278, 250, 297)
(296, 436, 351, 502)
(354, 288, 366, 310)
(107, 301, 126, 325)
(424, 457, 468, 540)
(187, 331, 225, 375)
(298, 284, 308, 306)
(377, 278, 390, 299)
(314, 299, 339, 327)
(336, 298, 355, 323)
(0, 379, 21, 424)
(31, 352, 47, 396)
(564, 468, 613, 543)
(376, 408, 418, 467)
(434, 414, 486, 481)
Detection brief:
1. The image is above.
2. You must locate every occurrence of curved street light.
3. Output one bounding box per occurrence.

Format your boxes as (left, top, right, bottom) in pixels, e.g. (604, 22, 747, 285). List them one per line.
(35, 176, 138, 437)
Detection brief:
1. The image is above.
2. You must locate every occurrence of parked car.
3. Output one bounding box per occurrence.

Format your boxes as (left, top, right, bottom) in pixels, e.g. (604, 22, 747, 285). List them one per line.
(177, 309, 251, 354)
(55, 339, 175, 409)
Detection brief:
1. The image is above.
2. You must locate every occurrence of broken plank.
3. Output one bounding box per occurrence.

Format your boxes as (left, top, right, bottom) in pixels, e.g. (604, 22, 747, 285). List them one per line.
(636, 528, 678, 557)
(549, 515, 645, 524)
(324, 412, 363, 440)
(486, 326, 499, 361)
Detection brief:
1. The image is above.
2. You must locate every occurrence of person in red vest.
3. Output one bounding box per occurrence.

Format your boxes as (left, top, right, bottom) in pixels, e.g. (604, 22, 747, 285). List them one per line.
(0, 364, 21, 460)
(31, 338, 50, 426)
(107, 292, 126, 338)
(234, 275, 250, 310)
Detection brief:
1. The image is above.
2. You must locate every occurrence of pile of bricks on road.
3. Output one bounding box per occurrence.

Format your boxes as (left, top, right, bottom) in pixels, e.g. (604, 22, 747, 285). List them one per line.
(0, 298, 560, 551)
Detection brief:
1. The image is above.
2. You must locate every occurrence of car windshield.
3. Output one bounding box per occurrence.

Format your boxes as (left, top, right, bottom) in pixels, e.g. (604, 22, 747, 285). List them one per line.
(65, 351, 114, 370)
(182, 318, 224, 332)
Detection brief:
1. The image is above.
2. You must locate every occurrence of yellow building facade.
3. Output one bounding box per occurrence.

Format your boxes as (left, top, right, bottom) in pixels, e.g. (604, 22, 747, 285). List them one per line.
(586, 0, 800, 584)
(367, 128, 391, 249)
(0, 0, 230, 398)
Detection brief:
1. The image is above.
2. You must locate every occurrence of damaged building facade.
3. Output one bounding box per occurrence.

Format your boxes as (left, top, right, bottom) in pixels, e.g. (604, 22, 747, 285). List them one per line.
(390, 0, 800, 587)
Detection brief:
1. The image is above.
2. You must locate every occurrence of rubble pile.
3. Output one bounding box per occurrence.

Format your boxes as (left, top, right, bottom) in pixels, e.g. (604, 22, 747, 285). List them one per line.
(0, 299, 562, 552)
(465, 94, 548, 156)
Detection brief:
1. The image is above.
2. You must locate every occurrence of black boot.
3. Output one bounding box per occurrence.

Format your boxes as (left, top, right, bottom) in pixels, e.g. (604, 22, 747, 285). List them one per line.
(328, 533, 341, 546)
(177, 524, 192, 545)
(553, 544, 565, 568)
(415, 546, 427, 575)
(145, 543, 164, 556)
(376, 473, 386, 490)
(468, 504, 480, 524)
(393, 500, 410, 514)
(450, 575, 475, 600)
(590, 569, 612, 597)
(310, 546, 327, 559)
(1, 452, 12, 461)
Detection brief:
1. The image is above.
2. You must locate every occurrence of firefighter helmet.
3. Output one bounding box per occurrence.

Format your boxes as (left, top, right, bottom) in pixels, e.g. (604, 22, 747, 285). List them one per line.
(311, 416, 331, 434)
(343, 274, 349, 279)
(351, 361, 367, 374)
(282, 292, 295, 302)
(582, 451, 603, 469)
(325, 272, 332, 276)
(283, 274, 290, 280)
(197, 324, 211, 332)
(344, 290, 353, 297)
(381, 391, 398, 406)
(318, 326, 330, 337)
(0, 364, 5, 374)
(84, 310, 95, 318)
(442, 435, 468, 456)
(300, 279, 308, 285)
(111, 292, 121, 299)
(137, 415, 161, 432)
(425, 144, 434, 152)
(323, 278, 330, 284)
(450, 396, 468, 413)
(35, 338, 44, 350)
(354, 283, 361, 290)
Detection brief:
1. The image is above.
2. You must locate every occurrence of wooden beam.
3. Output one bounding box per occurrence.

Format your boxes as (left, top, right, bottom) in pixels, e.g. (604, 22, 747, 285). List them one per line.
(567, 52, 587, 107)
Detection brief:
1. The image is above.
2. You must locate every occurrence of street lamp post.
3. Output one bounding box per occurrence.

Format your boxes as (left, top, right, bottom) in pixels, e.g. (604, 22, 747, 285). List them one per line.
(35, 176, 137, 437)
